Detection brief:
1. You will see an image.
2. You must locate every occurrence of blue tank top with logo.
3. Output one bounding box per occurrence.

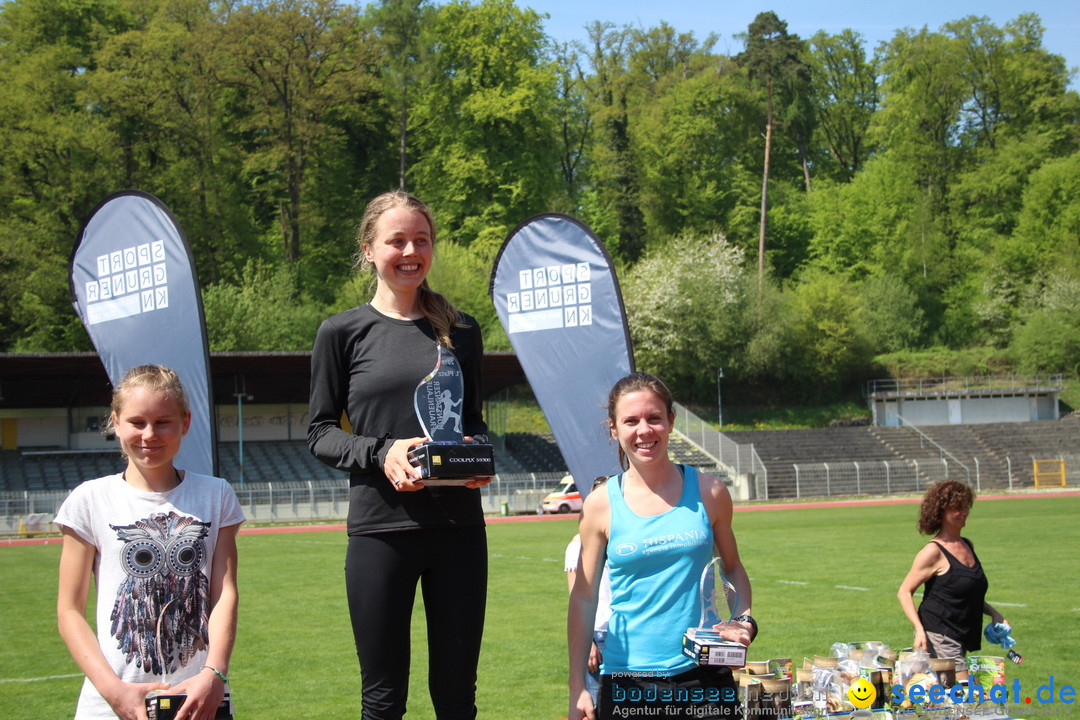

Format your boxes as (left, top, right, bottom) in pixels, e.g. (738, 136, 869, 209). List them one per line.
(602, 465, 714, 675)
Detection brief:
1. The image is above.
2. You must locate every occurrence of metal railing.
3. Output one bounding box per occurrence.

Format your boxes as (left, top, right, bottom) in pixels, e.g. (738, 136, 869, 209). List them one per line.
(672, 402, 769, 499)
(780, 453, 1080, 499)
(0, 471, 571, 534)
(233, 473, 568, 522)
(4, 455, 1074, 533)
(865, 374, 1064, 397)
(792, 458, 948, 498)
(895, 415, 971, 482)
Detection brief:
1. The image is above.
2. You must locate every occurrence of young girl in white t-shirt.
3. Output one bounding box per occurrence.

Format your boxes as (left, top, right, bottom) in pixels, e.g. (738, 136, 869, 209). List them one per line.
(55, 364, 244, 720)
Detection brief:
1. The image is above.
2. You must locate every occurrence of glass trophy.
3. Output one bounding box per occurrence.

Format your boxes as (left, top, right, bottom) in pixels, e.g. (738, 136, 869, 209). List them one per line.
(406, 344, 495, 485)
(681, 557, 748, 667)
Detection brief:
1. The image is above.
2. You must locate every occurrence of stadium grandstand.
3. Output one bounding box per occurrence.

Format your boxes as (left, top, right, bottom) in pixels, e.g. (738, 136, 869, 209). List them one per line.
(1, 354, 1077, 533)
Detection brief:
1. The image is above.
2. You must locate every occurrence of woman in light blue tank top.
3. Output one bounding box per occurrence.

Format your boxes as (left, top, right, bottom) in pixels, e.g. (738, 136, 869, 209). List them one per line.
(568, 372, 756, 720)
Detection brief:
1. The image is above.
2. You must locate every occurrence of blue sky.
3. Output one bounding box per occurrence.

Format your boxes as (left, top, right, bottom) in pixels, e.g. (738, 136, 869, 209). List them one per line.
(521, 0, 1079, 87)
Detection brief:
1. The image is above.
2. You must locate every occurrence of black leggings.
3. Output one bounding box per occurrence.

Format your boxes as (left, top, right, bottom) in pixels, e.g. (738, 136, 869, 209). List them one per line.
(344, 527, 488, 720)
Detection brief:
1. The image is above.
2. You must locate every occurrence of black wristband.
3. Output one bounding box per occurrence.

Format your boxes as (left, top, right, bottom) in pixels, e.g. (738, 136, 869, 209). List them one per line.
(732, 613, 758, 641)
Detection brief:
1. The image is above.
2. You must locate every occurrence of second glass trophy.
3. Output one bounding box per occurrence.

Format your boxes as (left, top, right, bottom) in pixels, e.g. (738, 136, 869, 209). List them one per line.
(681, 557, 749, 667)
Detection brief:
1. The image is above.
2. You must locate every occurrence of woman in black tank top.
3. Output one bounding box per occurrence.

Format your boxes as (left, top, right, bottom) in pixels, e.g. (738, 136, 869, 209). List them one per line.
(897, 481, 1009, 680)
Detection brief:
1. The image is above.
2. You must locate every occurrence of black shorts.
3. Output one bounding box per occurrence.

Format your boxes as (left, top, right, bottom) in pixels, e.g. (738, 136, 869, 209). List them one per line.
(599, 666, 741, 719)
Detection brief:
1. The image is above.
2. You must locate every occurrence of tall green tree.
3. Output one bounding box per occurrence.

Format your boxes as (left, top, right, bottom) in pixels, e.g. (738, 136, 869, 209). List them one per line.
(88, 0, 264, 285)
(913, 15, 1079, 343)
(203, 261, 326, 350)
(577, 22, 645, 262)
(857, 274, 927, 352)
(0, 0, 131, 350)
(371, 0, 433, 190)
(632, 53, 757, 241)
(866, 27, 969, 342)
(217, 0, 382, 266)
(1009, 151, 1080, 278)
(1010, 272, 1080, 374)
(873, 28, 967, 216)
(736, 11, 810, 285)
(943, 14, 1075, 150)
(807, 29, 878, 182)
(943, 14, 1079, 251)
(548, 40, 590, 212)
(627, 21, 704, 82)
(409, 0, 559, 256)
(806, 152, 924, 280)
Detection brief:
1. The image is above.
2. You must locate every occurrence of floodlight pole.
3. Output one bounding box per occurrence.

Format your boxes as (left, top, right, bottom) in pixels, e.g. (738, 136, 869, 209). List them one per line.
(717, 368, 724, 428)
(234, 374, 252, 487)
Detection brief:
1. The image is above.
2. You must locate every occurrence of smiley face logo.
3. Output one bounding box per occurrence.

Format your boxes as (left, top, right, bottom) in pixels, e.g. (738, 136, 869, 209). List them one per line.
(848, 678, 876, 709)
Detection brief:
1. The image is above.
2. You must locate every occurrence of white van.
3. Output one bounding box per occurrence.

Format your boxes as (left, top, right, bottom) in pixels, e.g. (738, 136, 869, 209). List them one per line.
(540, 475, 582, 514)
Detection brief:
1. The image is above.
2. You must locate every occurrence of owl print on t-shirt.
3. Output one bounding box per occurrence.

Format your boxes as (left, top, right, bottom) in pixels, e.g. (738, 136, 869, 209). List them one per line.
(109, 512, 211, 675)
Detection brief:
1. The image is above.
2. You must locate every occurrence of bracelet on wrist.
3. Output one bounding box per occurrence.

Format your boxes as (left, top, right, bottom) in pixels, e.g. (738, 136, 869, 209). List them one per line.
(203, 665, 228, 684)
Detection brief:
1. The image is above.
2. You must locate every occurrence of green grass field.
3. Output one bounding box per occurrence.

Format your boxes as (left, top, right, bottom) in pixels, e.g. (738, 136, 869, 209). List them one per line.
(2, 493, 1078, 719)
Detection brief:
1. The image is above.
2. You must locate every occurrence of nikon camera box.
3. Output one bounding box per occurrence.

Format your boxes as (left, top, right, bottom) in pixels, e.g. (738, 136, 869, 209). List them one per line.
(146, 692, 231, 720)
(682, 628, 748, 667)
(407, 441, 494, 485)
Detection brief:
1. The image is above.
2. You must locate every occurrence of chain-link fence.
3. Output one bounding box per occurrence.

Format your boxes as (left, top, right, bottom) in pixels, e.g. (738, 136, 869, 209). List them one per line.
(0, 471, 571, 534)
(4, 454, 1076, 534)
(667, 403, 1078, 501)
(778, 453, 1080, 499)
(0, 490, 66, 533)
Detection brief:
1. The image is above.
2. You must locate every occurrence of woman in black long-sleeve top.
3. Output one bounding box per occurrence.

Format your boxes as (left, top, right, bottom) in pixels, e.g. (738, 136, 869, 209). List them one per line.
(308, 190, 491, 720)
